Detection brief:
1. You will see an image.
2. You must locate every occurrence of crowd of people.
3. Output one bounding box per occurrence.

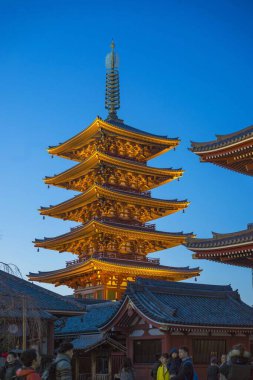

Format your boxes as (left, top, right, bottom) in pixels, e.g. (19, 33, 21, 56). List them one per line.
(0, 342, 74, 380)
(150, 346, 196, 380)
(0, 342, 252, 380)
(148, 344, 253, 380)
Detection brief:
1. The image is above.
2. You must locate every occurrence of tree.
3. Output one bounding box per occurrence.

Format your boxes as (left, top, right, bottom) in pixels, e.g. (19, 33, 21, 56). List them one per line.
(0, 262, 47, 352)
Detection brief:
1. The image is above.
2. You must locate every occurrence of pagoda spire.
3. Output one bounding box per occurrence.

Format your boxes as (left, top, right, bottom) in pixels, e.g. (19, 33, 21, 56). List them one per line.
(105, 40, 120, 121)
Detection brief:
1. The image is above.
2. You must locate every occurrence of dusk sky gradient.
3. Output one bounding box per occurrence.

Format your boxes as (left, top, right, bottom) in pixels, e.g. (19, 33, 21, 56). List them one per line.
(0, 0, 252, 305)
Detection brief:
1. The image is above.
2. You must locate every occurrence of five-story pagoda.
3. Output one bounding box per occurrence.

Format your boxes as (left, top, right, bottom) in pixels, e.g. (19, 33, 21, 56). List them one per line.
(29, 42, 200, 300)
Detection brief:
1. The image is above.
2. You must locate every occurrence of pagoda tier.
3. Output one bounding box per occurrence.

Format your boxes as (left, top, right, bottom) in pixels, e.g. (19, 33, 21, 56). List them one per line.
(39, 184, 189, 224)
(34, 219, 193, 256)
(186, 224, 253, 268)
(29, 257, 201, 300)
(48, 117, 180, 163)
(44, 151, 183, 192)
(190, 125, 253, 176)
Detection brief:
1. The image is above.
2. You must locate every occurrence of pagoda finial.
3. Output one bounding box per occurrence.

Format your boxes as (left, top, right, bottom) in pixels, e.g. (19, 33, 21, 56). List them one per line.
(105, 40, 120, 121)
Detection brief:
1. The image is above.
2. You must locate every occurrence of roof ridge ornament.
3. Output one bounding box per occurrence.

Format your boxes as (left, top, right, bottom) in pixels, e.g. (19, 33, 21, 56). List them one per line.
(105, 40, 121, 122)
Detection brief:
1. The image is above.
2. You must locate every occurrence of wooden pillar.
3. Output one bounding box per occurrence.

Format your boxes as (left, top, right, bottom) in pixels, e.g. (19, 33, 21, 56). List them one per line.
(91, 351, 96, 380)
(47, 321, 54, 355)
(75, 357, 79, 380)
(108, 350, 112, 380)
(103, 286, 107, 300)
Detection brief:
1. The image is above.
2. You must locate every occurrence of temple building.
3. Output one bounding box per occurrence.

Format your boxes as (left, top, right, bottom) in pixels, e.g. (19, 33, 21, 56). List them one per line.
(190, 124, 253, 176)
(29, 42, 200, 300)
(187, 224, 253, 268)
(55, 278, 253, 380)
(188, 125, 253, 268)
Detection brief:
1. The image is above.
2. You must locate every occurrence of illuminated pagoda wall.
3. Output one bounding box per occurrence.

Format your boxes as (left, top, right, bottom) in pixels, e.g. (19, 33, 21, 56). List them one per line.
(29, 42, 200, 300)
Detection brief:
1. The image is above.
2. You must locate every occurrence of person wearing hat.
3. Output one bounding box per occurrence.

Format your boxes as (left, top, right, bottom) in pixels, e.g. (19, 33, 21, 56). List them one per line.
(168, 348, 181, 378)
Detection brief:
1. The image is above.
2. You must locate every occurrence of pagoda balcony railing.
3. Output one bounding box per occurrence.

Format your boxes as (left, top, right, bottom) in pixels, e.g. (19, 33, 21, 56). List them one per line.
(102, 219, 156, 231)
(145, 223, 156, 230)
(104, 150, 148, 166)
(66, 254, 160, 267)
(105, 185, 151, 198)
(69, 219, 155, 231)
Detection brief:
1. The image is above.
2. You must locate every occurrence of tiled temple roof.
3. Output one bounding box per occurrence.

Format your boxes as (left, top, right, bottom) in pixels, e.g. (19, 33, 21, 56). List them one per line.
(101, 258, 199, 271)
(29, 257, 200, 279)
(190, 125, 253, 152)
(186, 224, 253, 249)
(102, 278, 253, 328)
(55, 302, 119, 335)
(0, 270, 85, 316)
(71, 333, 126, 352)
(105, 117, 173, 139)
(34, 219, 193, 244)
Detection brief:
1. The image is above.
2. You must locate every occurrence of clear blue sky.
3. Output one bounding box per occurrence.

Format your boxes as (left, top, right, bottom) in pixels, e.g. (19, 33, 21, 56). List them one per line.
(0, 0, 252, 305)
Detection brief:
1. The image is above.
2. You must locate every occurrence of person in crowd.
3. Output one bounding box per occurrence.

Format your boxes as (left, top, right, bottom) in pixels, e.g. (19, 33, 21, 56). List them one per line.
(207, 356, 219, 380)
(55, 342, 73, 380)
(0, 352, 22, 380)
(119, 357, 135, 380)
(173, 346, 194, 380)
(151, 353, 161, 380)
(168, 348, 181, 378)
(219, 344, 252, 380)
(16, 349, 41, 380)
(40, 355, 54, 380)
(219, 354, 228, 380)
(157, 353, 170, 380)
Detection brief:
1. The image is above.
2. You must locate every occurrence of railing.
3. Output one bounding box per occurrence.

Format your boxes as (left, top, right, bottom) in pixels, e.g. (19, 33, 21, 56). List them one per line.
(79, 375, 109, 380)
(79, 373, 91, 380)
(145, 223, 156, 230)
(96, 375, 109, 380)
(66, 254, 160, 267)
(147, 257, 160, 265)
(66, 259, 81, 267)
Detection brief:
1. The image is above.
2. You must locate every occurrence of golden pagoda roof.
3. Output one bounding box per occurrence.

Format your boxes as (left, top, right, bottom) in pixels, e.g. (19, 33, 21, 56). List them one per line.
(34, 219, 194, 253)
(28, 257, 201, 285)
(44, 151, 183, 188)
(39, 184, 189, 221)
(48, 117, 179, 161)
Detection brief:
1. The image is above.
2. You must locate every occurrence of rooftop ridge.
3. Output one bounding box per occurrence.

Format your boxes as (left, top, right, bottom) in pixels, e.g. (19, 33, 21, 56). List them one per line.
(190, 124, 253, 152)
(136, 277, 233, 292)
(39, 183, 188, 212)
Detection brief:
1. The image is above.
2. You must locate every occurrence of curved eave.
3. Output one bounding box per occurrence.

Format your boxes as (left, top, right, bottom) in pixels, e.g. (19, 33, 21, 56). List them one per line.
(39, 184, 189, 217)
(44, 152, 183, 186)
(187, 239, 253, 251)
(190, 133, 253, 154)
(34, 220, 194, 250)
(48, 117, 179, 157)
(191, 250, 253, 269)
(28, 258, 200, 284)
